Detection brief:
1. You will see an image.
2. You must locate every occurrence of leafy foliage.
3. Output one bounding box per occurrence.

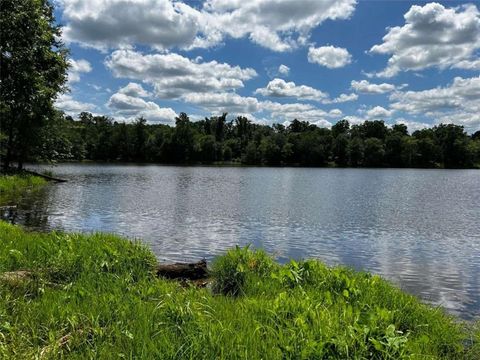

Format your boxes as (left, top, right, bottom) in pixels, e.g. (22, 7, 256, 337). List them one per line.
(0, 0, 69, 169)
(29, 112, 480, 169)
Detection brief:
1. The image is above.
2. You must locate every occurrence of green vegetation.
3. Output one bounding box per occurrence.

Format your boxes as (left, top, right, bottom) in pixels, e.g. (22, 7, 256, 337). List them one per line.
(1, 223, 478, 359)
(0, 0, 68, 170)
(0, 174, 46, 201)
(11, 111, 480, 169)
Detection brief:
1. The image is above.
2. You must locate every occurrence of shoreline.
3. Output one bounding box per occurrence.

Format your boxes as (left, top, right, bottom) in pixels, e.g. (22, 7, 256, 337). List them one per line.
(30, 160, 480, 170)
(0, 222, 479, 358)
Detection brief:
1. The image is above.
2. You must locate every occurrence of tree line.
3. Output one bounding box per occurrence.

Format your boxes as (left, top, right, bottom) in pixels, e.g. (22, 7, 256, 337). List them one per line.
(1, 1, 479, 170)
(22, 111, 480, 168)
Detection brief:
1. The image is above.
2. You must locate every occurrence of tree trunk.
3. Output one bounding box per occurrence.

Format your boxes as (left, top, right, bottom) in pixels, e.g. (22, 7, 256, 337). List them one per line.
(3, 118, 14, 170)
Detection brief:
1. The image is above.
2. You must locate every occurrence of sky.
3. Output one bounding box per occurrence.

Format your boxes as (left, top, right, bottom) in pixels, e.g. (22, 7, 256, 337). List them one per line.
(54, 0, 480, 133)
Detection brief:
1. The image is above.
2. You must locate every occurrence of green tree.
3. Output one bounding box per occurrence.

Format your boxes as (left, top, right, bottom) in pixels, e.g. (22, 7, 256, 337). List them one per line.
(243, 141, 258, 164)
(1, 0, 69, 169)
(333, 133, 349, 166)
(392, 123, 408, 136)
(133, 117, 147, 161)
(348, 137, 364, 167)
(331, 119, 350, 138)
(364, 138, 385, 167)
(360, 120, 388, 140)
(434, 124, 470, 168)
(385, 133, 405, 167)
(173, 112, 194, 162)
(259, 136, 281, 165)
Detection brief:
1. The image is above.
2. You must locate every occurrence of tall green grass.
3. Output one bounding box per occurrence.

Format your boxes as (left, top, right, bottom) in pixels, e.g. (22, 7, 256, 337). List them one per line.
(0, 222, 478, 359)
(0, 174, 46, 200)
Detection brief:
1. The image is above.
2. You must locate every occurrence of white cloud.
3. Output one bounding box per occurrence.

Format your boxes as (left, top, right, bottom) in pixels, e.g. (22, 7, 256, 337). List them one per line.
(329, 109, 343, 117)
(308, 45, 352, 68)
(61, 0, 202, 51)
(342, 115, 365, 125)
(389, 76, 480, 114)
(278, 64, 290, 76)
(351, 80, 397, 94)
(389, 76, 480, 132)
(370, 3, 480, 77)
(202, 0, 356, 51)
(105, 49, 257, 99)
(254, 78, 328, 101)
(366, 106, 392, 119)
(107, 92, 176, 123)
(118, 82, 151, 98)
(172, 90, 333, 124)
(68, 58, 92, 83)
(261, 100, 330, 123)
(88, 84, 103, 91)
(60, 0, 357, 52)
(183, 92, 260, 114)
(436, 111, 480, 133)
(55, 94, 96, 114)
(395, 119, 430, 133)
(324, 93, 358, 104)
(255, 79, 358, 104)
(452, 59, 480, 70)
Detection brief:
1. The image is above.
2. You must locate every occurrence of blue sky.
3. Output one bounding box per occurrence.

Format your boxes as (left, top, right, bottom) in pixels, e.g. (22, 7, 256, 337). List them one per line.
(55, 0, 480, 132)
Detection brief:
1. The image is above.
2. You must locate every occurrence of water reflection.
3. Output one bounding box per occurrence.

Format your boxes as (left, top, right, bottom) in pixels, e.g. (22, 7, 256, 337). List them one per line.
(2, 164, 479, 320)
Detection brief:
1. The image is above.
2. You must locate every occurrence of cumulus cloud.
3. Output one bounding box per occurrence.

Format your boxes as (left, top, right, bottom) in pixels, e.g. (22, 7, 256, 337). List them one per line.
(68, 58, 92, 83)
(308, 45, 352, 68)
(254, 78, 328, 101)
(169, 90, 334, 124)
(255, 79, 358, 104)
(107, 92, 176, 123)
(342, 115, 365, 125)
(182, 91, 333, 124)
(389, 76, 480, 114)
(60, 0, 357, 52)
(118, 82, 151, 98)
(366, 106, 392, 119)
(395, 119, 430, 133)
(61, 0, 202, 51)
(197, 0, 357, 52)
(329, 109, 343, 117)
(105, 49, 257, 99)
(55, 94, 96, 115)
(261, 100, 330, 123)
(278, 64, 290, 75)
(324, 93, 358, 104)
(105, 49, 339, 122)
(452, 59, 480, 71)
(351, 80, 397, 94)
(183, 92, 260, 114)
(389, 76, 480, 132)
(370, 3, 480, 77)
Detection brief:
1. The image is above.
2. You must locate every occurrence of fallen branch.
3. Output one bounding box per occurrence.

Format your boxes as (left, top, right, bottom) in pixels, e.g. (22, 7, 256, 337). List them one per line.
(23, 169, 68, 182)
(0, 270, 35, 286)
(156, 260, 208, 280)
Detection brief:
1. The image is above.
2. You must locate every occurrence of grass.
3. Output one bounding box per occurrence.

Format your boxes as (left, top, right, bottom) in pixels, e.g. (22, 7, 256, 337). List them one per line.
(0, 174, 46, 201)
(0, 223, 478, 359)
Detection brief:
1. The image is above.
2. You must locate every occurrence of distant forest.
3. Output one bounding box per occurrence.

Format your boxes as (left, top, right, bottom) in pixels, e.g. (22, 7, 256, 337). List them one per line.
(33, 112, 480, 168)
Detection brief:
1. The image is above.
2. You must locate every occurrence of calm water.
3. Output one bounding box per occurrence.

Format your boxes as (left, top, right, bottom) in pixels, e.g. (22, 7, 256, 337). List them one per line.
(3, 164, 480, 319)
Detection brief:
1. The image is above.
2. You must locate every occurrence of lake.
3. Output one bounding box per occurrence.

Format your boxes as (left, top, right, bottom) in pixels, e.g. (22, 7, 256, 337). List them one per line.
(3, 164, 480, 319)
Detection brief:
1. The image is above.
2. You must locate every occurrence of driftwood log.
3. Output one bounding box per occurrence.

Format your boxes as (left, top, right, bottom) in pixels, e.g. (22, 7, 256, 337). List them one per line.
(24, 169, 68, 183)
(156, 259, 208, 280)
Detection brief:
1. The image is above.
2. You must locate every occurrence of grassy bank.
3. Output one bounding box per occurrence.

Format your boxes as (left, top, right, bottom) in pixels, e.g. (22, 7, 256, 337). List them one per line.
(0, 174, 46, 201)
(0, 222, 478, 359)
